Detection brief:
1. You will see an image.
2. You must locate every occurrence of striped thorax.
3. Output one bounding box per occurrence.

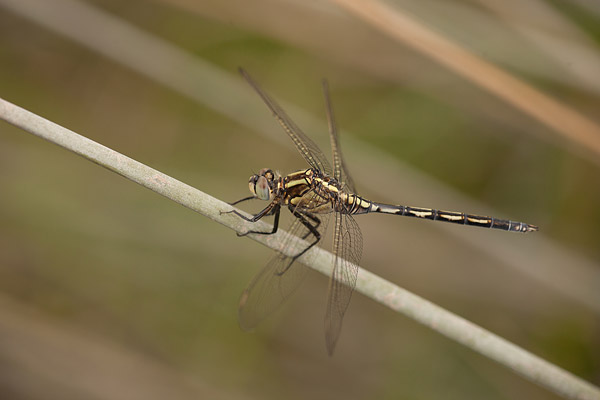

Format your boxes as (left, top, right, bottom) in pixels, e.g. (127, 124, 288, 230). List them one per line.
(248, 167, 374, 215)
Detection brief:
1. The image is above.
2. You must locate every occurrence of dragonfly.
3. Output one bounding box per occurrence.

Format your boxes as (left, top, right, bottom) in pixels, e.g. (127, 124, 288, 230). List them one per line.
(225, 68, 538, 355)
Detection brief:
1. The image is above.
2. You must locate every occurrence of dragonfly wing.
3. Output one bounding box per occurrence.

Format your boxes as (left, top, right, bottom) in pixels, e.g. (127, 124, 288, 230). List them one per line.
(324, 211, 362, 355)
(238, 217, 308, 330)
(238, 201, 331, 331)
(322, 79, 356, 193)
(240, 68, 333, 176)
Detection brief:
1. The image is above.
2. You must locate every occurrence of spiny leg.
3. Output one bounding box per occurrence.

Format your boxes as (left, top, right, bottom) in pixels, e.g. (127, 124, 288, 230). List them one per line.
(277, 209, 322, 276)
(221, 200, 275, 222)
(238, 205, 281, 237)
(300, 211, 321, 239)
(221, 202, 281, 237)
(228, 195, 256, 206)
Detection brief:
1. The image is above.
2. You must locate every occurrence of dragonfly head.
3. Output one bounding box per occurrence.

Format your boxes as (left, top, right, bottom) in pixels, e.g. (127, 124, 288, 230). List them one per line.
(249, 168, 277, 201)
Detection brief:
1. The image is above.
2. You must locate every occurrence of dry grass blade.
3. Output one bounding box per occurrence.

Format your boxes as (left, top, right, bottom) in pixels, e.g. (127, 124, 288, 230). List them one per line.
(329, 0, 600, 165)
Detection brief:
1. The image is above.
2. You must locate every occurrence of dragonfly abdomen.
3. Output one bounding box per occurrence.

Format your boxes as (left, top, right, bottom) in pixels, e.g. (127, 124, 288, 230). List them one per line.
(370, 203, 538, 233)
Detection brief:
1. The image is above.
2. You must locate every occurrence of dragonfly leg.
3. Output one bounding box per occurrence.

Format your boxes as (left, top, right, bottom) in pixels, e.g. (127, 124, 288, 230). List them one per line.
(300, 212, 320, 239)
(228, 195, 257, 206)
(277, 209, 322, 276)
(221, 201, 275, 222)
(236, 205, 281, 237)
(224, 203, 281, 237)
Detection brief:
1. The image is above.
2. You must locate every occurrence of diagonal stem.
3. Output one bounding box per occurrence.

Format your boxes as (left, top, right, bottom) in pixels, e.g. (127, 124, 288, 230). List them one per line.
(2, 97, 599, 400)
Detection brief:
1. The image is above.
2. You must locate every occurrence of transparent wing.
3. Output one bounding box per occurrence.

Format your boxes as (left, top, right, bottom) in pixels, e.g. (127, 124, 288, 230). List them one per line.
(324, 211, 362, 355)
(240, 68, 333, 176)
(238, 198, 331, 331)
(322, 79, 356, 193)
(238, 216, 308, 331)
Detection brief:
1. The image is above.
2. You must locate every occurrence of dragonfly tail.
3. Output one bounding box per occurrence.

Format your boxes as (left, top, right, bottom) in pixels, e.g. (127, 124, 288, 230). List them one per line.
(370, 202, 538, 233)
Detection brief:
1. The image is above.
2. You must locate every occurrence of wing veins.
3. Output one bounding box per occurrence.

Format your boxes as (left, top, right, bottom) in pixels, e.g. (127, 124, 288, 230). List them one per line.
(240, 68, 332, 175)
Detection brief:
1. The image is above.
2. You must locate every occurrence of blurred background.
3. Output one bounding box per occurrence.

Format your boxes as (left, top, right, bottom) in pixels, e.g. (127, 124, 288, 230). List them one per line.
(0, 0, 599, 398)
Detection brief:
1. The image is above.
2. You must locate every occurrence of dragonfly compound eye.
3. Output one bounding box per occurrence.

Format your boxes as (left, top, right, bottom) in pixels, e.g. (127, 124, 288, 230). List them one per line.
(248, 175, 259, 196)
(254, 175, 271, 200)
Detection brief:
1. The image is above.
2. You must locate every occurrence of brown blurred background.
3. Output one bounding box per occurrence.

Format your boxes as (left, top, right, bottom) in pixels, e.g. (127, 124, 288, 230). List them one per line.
(0, 0, 599, 399)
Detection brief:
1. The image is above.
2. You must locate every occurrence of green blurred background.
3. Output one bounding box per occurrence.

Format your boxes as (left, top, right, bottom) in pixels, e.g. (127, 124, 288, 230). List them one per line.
(0, 0, 599, 398)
